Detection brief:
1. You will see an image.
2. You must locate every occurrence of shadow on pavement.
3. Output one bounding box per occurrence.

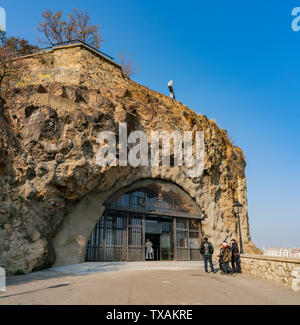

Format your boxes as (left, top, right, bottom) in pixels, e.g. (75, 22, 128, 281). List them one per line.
(4, 263, 127, 288)
(0, 283, 71, 299)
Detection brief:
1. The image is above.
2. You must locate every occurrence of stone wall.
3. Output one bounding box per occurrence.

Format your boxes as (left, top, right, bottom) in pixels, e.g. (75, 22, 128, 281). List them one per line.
(241, 254, 300, 288)
(16, 43, 125, 89)
(17, 46, 82, 87)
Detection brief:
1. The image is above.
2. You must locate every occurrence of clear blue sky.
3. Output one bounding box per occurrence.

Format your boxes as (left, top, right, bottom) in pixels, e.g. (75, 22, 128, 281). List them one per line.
(2, 0, 300, 249)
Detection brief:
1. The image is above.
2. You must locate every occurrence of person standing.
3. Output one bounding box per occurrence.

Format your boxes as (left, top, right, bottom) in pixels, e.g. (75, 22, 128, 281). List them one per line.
(145, 239, 153, 260)
(218, 244, 225, 275)
(200, 237, 215, 273)
(222, 242, 232, 274)
(231, 239, 242, 273)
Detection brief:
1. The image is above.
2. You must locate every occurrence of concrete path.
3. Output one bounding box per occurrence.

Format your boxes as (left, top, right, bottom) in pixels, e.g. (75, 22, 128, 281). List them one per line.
(51, 261, 206, 274)
(0, 262, 300, 305)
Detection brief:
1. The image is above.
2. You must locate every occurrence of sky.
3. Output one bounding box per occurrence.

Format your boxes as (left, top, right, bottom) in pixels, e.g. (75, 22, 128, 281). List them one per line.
(1, 0, 299, 249)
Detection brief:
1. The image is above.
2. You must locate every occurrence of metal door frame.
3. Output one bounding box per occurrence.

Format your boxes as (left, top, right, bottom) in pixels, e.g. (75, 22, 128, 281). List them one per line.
(86, 209, 203, 262)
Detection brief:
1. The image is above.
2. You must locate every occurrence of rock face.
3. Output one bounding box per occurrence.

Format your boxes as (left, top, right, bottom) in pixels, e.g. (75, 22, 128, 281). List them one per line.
(0, 44, 259, 275)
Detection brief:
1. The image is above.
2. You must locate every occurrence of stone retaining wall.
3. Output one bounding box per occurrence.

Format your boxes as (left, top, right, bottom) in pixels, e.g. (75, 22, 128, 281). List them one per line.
(241, 254, 300, 288)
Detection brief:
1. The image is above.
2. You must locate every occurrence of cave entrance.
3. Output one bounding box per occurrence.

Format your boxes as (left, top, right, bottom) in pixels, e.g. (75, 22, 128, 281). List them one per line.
(85, 180, 204, 262)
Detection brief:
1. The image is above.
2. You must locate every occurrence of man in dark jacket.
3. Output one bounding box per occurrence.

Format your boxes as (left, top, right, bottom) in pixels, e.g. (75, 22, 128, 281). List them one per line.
(200, 237, 215, 273)
(231, 239, 242, 273)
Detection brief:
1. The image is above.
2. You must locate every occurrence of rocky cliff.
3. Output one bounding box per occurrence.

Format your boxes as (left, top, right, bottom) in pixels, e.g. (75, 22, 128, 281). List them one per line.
(0, 46, 259, 275)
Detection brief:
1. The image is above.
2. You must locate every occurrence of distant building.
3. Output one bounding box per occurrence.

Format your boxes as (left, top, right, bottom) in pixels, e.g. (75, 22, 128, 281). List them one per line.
(263, 247, 300, 259)
(291, 248, 300, 259)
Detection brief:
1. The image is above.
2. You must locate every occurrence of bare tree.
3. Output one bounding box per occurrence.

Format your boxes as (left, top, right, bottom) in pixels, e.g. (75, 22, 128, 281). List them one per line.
(37, 10, 66, 45)
(118, 51, 138, 78)
(38, 8, 103, 48)
(67, 9, 102, 48)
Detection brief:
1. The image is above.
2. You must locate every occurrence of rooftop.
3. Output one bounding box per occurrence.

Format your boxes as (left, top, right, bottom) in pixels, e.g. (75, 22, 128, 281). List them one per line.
(14, 39, 122, 70)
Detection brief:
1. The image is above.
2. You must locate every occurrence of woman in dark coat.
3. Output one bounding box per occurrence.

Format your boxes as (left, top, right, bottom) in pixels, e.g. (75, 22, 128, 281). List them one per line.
(222, 242, 232, 274)
(218, 244, 225, 275)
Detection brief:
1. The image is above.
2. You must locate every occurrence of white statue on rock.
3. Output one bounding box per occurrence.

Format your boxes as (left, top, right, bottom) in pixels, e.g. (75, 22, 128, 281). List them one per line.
(168, 80, 175, 100)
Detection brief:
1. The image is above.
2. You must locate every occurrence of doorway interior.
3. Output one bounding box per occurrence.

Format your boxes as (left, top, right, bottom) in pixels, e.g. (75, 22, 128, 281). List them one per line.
(145, 233, 160, 260)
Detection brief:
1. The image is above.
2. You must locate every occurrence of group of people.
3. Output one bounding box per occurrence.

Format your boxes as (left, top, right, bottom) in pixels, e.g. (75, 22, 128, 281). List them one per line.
(200, 237, 242, 275)
(146, 236, 242, 275)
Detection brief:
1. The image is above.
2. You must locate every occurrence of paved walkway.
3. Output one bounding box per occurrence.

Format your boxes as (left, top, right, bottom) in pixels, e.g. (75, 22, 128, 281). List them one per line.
(52, 261, 206, 274)
(0, 262, 300, 305)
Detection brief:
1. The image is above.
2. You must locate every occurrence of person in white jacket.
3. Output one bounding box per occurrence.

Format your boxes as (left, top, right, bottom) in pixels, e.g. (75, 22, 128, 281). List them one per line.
(145, 239, 154, 260)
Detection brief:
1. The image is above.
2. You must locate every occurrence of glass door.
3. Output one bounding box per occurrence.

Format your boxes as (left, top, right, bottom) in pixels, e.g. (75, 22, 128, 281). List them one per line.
(175, 218, 189, 260)
(128, 212, 144, 261)
(160, 233, 171, 260)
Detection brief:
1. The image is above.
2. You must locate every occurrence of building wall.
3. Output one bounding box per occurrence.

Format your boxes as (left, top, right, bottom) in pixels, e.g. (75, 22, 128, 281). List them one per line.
(17, 43, 192, 109)
(263, 247, 300, 259)
(17, 46, 82, 87)
(78, 46, 126, 89)
(16, 44, 125, 89)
